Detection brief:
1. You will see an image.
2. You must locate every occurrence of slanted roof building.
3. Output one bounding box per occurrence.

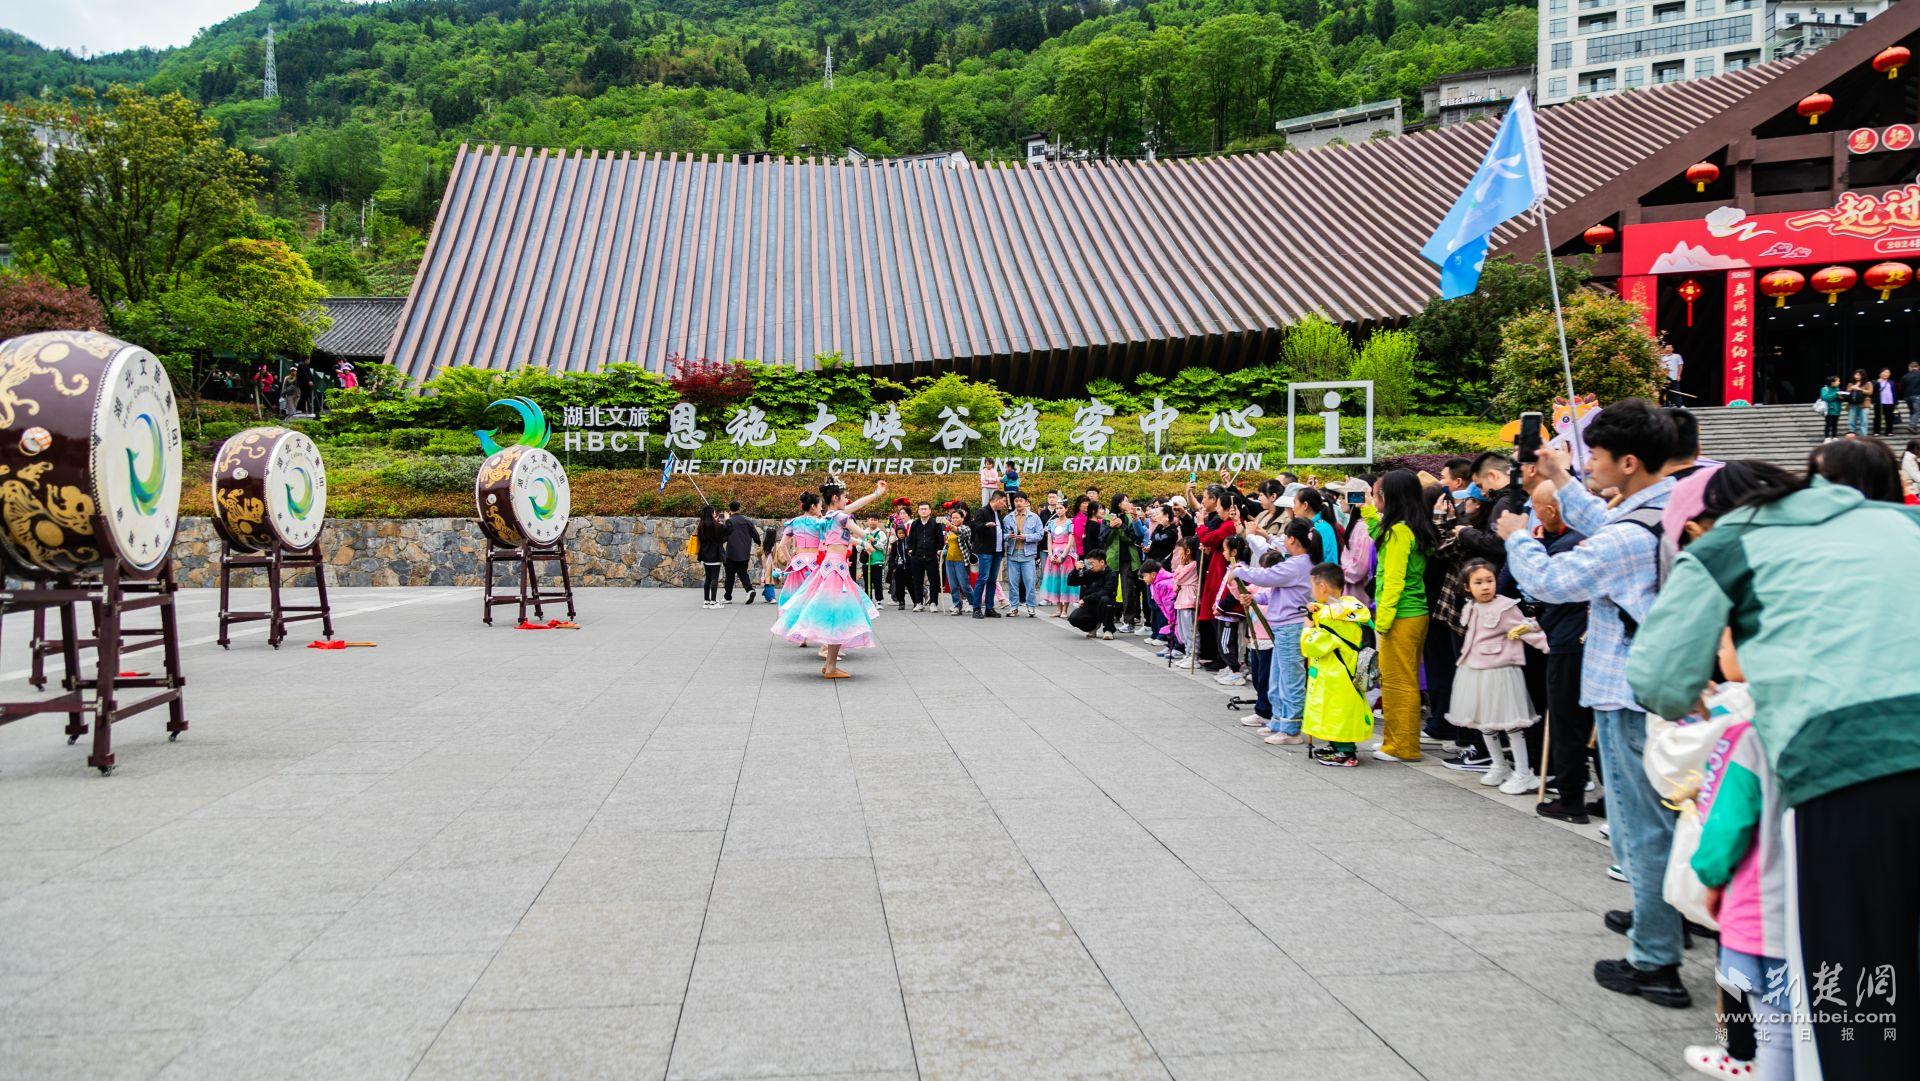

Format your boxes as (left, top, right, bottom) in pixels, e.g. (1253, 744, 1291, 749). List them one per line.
(315, 297, 405, 362)
(385, 4, 1920, 397)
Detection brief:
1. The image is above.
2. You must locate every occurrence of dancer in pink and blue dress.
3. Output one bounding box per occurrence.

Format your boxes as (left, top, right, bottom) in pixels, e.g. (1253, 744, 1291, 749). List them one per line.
(772, 479, 886, 678)
(776, 492, 825, 608)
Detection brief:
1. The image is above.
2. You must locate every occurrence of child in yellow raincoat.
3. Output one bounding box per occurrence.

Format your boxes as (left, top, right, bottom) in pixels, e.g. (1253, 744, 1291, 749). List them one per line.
(1303, 563, 1375, 767)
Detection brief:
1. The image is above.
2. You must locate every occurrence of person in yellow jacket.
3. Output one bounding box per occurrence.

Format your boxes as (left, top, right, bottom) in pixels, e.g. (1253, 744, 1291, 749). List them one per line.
(1303, 563, 1376, 767)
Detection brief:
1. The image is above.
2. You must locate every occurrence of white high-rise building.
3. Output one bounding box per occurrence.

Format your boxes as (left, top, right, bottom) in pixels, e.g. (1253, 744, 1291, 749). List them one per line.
(1537, 0, 1887, 106)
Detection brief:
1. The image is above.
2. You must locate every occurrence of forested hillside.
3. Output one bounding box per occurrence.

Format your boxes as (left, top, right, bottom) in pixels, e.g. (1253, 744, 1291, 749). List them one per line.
(3, 0, 1534, 289)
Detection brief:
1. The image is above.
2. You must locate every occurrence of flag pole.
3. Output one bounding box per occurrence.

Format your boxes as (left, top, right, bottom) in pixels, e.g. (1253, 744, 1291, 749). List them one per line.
(1533, 202, 1588, 466)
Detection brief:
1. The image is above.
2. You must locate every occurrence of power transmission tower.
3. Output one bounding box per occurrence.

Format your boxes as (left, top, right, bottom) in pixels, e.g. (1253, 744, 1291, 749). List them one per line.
(263, 24, 279, 100)
(823, 45, 834, 91)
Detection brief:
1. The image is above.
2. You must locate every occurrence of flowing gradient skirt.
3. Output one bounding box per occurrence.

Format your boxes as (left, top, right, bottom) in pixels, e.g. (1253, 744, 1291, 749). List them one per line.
(1038, 554, 1079, 604)
(771, 557, 879, 649)
(777, 554, 819, 607)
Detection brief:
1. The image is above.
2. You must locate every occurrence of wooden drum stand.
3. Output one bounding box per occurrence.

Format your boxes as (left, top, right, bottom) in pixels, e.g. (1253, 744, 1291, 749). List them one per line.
(0, 516, 188, 775)
(482, 536, 576, 626)
(217, 530, 334, 649)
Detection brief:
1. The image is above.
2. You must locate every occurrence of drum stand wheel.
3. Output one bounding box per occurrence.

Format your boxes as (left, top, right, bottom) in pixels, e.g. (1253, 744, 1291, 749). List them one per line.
(216, 530, 334, 649)
(483, 536, 576, 626)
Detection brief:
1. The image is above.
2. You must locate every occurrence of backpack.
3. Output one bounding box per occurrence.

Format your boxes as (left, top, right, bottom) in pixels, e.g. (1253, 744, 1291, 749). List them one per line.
(1611, 505, 1666, 639)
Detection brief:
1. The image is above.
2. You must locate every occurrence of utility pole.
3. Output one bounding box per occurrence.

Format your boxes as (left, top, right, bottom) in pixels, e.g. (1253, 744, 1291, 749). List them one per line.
(263, 24, 279, 100)
(823, 45, 834, 91)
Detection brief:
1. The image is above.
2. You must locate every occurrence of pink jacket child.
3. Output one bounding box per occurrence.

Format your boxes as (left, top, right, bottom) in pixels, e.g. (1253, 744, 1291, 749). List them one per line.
(1148, 568, 1176, 635)
(1455, 595, 1547, 669)
(1171, 560, 1200, 611)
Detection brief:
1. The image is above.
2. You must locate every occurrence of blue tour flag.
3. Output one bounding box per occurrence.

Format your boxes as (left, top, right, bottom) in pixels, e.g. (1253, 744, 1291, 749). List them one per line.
(1420, 89, 1549, 299)
(659, 452, 676, 491)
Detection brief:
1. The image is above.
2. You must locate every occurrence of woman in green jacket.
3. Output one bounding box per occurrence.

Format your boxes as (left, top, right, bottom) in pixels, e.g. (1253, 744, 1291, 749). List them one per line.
(1818, 375, 1843, 441)
(1361, 470, 1441, 762)
(1627, 456, 1920, 1081)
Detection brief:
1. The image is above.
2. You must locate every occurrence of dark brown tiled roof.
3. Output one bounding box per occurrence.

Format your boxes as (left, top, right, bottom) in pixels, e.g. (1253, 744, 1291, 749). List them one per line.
(315, 296, 405, 360)
(386, 60, 1801, 388)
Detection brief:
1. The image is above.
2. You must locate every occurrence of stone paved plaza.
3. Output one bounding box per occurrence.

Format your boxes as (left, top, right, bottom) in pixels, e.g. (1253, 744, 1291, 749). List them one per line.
(0, 587, 1715, 1080)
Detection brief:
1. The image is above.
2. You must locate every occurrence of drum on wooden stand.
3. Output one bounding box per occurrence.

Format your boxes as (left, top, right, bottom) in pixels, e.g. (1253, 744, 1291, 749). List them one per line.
(0, 330, 183, 578)
(209, 426, 335, 649)
(0, 330, 189, 772)
(474, 445, 577, 625)
(474, 445, 571, 549)
(211, 427, 328, 553)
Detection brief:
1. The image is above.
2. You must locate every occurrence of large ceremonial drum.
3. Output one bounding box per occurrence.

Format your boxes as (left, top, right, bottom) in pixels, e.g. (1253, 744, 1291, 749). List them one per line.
(0, 331, 183, 576)
(474, 445, 571, 548)
(211, 427, 327, 553)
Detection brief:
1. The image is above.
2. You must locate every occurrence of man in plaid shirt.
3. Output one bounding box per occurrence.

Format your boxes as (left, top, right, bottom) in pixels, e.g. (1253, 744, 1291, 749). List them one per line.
(1498, 399, 1691, 1009)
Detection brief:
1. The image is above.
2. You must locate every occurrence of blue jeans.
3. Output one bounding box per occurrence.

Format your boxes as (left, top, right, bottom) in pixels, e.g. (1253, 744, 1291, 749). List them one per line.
(1720, 948, 1794, 1081)
(1848, 403, 1869, 436)
(943, 560, 969, 609)
(1907, 394, 1920, 430)
(971, 553, 1000, 611)
(1246, 646, 1273, 719)
(1004, 558, 1036, 608)
(1594, 707, 1684, 968)
(1267, 622, 1305, 734)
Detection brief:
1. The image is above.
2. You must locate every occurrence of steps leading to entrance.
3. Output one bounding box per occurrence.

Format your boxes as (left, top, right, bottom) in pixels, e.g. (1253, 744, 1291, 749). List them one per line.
(1690, 405, 1911, 471)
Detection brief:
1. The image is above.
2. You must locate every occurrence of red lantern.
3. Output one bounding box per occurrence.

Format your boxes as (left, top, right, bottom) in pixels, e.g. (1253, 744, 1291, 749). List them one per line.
(1685, 161, 1720, 192)
(1759, 269, 1806, 308)
(1582, 224, 1616, 253)
(1677, 277, 1704, 326)
(1864, 261, 1912, 300)
(1811, 265, 1858, 304)
(1799, 92, 1834, 126)
(1874, 46, 1911, 79)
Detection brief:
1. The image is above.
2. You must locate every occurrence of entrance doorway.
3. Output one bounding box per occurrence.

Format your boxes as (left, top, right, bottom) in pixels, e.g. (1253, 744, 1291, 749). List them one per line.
(1758, 290, 1920, 406)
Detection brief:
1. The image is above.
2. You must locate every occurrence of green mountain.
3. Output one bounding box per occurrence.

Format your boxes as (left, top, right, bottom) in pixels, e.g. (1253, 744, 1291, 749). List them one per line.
(2, 0, 1533, 264)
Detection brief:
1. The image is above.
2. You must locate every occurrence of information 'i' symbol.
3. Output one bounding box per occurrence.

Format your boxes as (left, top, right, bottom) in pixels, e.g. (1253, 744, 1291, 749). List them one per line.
(1318, 391, 1345, 456)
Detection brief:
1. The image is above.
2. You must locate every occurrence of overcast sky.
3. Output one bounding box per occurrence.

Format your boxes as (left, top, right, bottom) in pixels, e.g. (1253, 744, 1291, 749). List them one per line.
(2, 1, 294, 55)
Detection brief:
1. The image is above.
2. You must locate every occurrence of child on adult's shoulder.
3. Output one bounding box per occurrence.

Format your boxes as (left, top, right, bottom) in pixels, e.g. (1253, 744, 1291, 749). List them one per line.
(1302, 562, 1375, 767)
(1447, 559, 1548, 794)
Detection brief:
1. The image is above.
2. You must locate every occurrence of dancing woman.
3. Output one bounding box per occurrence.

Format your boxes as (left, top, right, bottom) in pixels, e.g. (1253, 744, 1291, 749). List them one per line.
(772, 479, 885, 678)
(777, 492, 825, 608)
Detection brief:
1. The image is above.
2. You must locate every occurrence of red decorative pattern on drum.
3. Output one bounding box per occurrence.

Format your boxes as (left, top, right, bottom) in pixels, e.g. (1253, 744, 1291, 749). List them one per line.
(474, 445, 571, 549)
(210, 427, 328, 553)
(0, 331, 183, 576)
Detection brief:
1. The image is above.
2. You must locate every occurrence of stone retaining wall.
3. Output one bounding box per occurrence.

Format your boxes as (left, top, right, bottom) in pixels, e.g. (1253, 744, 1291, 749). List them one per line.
(171, 516, 727, 588)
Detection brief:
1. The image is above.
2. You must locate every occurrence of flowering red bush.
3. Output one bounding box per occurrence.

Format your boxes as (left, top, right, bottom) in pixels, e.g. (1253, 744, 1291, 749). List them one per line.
(665, 354, 755, 413)
(0, 275, 108, 341)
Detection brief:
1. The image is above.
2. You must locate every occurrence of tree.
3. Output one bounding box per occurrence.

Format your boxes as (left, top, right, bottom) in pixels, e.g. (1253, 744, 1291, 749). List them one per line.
(919, 103, 944, 150)
(116, 238, 329, 428)
(1408, 255, 1589, 410)
(1493, 289, 1664, 417)
(1350, 328, 1417, 418)
(295, 121, 384, 204)
(1371, 0, 1399, 42)
(1054, 36, 1147, 158)
(0, 86, 260, 307)
(0, 274, 109, 340)
(1281, 312, 1357, 381)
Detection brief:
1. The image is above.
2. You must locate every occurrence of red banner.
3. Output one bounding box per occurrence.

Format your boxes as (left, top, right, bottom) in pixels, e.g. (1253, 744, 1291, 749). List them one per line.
(1623, 187, 1920, 276)
(1724, 269, 1755, 408)
(1620, 275, 1657, 338)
